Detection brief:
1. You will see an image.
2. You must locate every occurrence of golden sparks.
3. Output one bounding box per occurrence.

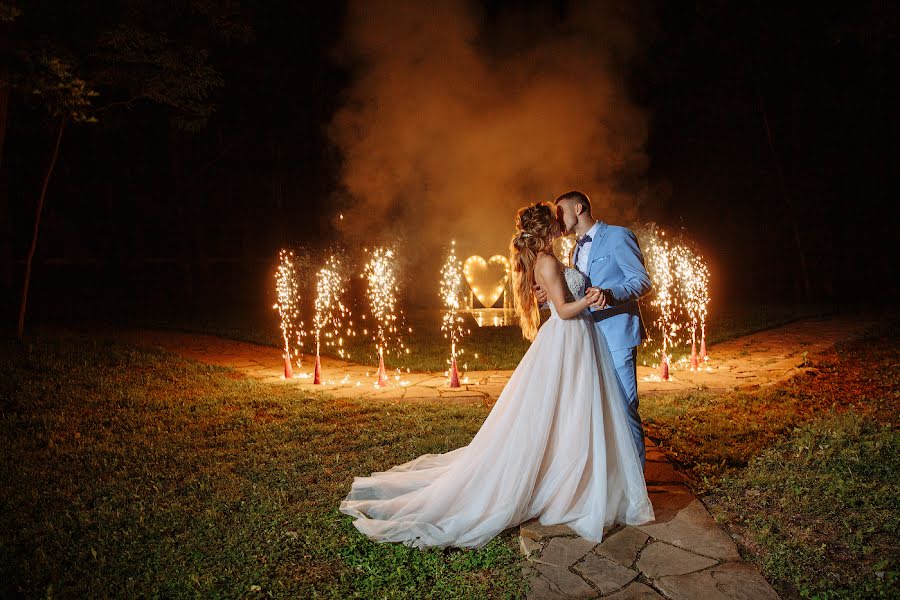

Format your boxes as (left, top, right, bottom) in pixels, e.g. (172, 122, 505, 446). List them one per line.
(314, 252, 352, 360)
(440, 241, 470, 370)
(362, 247, 408, 364)
(273, 249, 307, 369)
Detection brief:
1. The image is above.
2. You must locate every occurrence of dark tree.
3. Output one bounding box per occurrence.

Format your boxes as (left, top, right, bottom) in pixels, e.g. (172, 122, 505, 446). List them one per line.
(5, 0, 252, 338)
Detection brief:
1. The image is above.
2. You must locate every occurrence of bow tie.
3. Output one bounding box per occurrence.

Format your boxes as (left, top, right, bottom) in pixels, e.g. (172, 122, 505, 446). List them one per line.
(576, 233, 592, 247)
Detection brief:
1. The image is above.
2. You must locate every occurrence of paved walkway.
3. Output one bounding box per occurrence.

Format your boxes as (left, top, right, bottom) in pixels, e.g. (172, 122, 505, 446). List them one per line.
(518, 437, 778, 599)
(118, 315, 875, 599)
(121, 315, 874, 404)
(638, 315, 876, 394)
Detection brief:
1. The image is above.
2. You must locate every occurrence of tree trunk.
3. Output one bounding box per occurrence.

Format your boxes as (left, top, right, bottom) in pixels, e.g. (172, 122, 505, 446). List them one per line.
(17, 117, 66, 339)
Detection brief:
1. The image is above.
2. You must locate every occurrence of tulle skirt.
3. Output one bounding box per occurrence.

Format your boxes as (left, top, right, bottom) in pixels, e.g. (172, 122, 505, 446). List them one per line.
(338, 313, 654, 550)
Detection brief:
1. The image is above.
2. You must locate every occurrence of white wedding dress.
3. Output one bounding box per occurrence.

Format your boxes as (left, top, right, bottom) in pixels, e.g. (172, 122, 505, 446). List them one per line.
(339, 267, 654, 550)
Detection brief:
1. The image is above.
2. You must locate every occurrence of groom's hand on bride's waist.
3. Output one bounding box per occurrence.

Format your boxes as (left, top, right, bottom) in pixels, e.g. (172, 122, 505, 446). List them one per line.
(533, 284, 549, 307)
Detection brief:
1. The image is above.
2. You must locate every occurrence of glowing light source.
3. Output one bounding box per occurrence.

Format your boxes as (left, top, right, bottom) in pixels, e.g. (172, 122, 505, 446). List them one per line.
(441, 241, 470, 387)
(553, 235, 577, 267)
(273, 249, 307, 378)
(673, 245, 710, 371)
(362, 247, 408, 386)
(463, 255, 510, 308)
(313, 252, 351, 383)
(643, 230, 678, 380)
(637, 223, 712, 379)
(462, 254, 516, 327)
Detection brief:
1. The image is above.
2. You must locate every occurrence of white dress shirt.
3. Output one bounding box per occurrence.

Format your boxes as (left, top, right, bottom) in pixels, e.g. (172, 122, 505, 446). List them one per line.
(574, 220, 601, 274)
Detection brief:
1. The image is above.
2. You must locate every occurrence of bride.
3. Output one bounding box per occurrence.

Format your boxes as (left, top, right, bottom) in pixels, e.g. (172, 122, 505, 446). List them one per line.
(338, 202, 654, 550)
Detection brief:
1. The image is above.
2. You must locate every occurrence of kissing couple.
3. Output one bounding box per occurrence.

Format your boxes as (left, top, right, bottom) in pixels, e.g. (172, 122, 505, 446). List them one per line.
(340, 190, 655, 550)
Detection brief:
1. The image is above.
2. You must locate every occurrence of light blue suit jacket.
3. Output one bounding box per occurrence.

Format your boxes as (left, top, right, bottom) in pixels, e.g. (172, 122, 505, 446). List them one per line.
(584, 222, 652, 351)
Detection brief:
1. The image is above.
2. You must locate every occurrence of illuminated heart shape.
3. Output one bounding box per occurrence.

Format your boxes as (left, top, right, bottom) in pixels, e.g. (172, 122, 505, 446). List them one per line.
(464, 255, 510, 308)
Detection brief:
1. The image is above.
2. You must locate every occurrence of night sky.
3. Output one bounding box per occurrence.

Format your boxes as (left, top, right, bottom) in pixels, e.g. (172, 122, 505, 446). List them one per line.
(2, 0, 898, 332)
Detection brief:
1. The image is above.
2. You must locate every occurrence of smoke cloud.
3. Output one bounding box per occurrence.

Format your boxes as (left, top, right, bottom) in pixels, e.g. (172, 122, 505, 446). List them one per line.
(329, 0, 653, 296)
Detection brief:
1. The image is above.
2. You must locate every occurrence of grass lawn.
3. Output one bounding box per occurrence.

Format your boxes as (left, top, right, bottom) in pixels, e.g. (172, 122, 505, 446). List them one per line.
(0, 339, 527, 598)
(640, 321, 899, 599)
(3, 313, 894, 598)
(140, 302, 834, 372)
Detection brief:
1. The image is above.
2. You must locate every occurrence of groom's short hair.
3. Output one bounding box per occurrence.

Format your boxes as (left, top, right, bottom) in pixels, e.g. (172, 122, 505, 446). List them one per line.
(555, 190, 591, 215)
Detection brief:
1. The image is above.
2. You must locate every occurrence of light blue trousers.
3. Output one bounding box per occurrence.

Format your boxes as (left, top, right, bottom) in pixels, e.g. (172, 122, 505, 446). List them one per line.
(609, 346, 645, 468)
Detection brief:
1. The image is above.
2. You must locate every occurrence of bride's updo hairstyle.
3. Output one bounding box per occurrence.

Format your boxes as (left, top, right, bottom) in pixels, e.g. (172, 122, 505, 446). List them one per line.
(510, 202, 561, 341)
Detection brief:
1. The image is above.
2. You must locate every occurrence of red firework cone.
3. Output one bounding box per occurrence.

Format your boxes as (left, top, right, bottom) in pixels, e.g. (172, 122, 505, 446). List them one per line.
(660, 354, 670, 381)
(449, 357, 461, 388)
(283, 354, 293, 379)
(690, 341, 699, 371)
(313, 354, 322, 384)
(376, 352, 389, 387)
(700, 337, 708, 362)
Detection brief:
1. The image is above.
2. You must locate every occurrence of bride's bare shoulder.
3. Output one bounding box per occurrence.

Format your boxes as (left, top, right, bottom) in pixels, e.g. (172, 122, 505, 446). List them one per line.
(534, 252, 562, 278)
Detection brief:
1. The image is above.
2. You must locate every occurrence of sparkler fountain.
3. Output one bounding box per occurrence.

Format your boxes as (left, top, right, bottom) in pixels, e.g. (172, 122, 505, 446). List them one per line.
(362, 247, 407, 387)
(636, 223, 712, 381)
(440, 241, 470, 387)
(312, 252, 351, 384)
(643, 229, 678, 380)
(673, 245, 711, 371)
(273, 249, 307, 378)
(695, 254, 711, 363)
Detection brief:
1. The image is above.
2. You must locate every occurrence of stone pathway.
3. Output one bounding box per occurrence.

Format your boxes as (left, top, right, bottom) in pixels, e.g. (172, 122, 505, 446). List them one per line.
(637, 315, 876, 394)
(518, 437, 779, 599)
(118, 329, 509, 405)
(119, 315, 874, 406)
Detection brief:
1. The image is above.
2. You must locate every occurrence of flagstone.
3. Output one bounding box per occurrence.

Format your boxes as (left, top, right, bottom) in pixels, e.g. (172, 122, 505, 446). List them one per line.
(536, 537, 597, 567)
(645, 449, 667, 462)
(532, 563, 597, 599)
(525, 574, 569, 600)
(520, 519, 578, 542)
(636, 500, 741, 561)
(520, 536, 542, 558)
(476, 383, 507, 397)
(646, 484, 695, 523)
(635, 541, 718, 578)
(523, 565, 568, 600)
(573, 553, 638, 595)
(603, 582, 665, 599)
(643, 460, 684, 483)
(593, 526, 648, 568)
(404, 386, 441, 398)
(655, 562, 779, 600)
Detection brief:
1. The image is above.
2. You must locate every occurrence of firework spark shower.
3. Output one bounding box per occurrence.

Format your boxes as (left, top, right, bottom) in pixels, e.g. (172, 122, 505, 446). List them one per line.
(673, 244, 710, 370)
(636, 223, 712, 379)
(273, 249, 307, 378)
(270, 224, 708, 385)
(440, 241, 469, 387)
(362, 247, 408, 386)
(313, 252, 352, 383)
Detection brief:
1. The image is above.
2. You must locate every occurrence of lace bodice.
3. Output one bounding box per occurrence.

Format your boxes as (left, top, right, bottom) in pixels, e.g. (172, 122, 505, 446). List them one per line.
(549, 268, 591, 317)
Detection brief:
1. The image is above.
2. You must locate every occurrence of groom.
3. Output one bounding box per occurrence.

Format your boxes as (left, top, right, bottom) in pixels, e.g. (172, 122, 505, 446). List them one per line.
(534, 190, 652, 467)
